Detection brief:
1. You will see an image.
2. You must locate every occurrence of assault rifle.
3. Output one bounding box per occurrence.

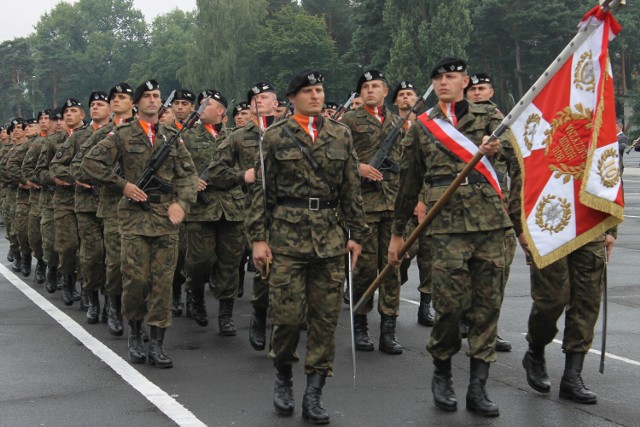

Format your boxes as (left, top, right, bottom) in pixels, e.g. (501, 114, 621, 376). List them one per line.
(129, 95, 211, 210)
(157, 90, 176, 121)
(366, 85, 434, 188)
(332, 92, 357, 120)
(197, 167, 211, 205)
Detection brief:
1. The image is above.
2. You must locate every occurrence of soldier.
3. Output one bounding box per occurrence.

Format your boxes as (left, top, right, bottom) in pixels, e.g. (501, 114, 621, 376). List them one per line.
(388, 57, 520, 417)
(23, 110, 52, 284)
(248, 70, 367, 423)
(48, 99, 86, 306)
(158, 101, 175, 126)
(82, 79, 198, 368)
(350, 94, 364, 110)
(275, 98, 290, 119)
(321, 102, 338, 119)
(182, 90, 244, 334)
(341, 70, 404, 354)
(34, 108, 67, 293)
(209, 82, 279, 351)
(1, 121, 20, 267)
(0, 125, 9, 229)
(465, 73, 513, 352)
(232, 102, 251, 129)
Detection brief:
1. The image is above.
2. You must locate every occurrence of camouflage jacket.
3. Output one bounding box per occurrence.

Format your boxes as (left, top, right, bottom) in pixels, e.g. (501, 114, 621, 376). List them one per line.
(6, 140, 31, 201)
(183, 123, 243, 222)
(34, 131, 68, 209)
(341, 106, 403, 213)
(392, 101, 520, 236)
(22, 136, 47, 207)
(50, 125, 93, 210)
(81, 120, 198, 236)
(245, 116, 368, 258)
(68, 125, 107, 213)
(0, 143, 14, 185)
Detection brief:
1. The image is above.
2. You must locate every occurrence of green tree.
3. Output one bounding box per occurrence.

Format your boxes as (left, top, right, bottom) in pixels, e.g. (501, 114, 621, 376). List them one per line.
(301, 0, 354, 56)
(349, 0, 390, 77)
(0, 38, 36, 119)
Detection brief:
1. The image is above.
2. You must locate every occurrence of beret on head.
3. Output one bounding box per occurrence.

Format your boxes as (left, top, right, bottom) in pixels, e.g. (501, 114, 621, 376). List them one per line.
(247, 82, 276, 103)
(50, 108, 63, 120)
(286, 70, 324, 96)
(37, 109, 52, 121)
(467, 73, 492, 88)
(392, 81, 417, 101)
(8, 118, 26, 133)
(62, 98, 83, 114)
(197, 89, 228, 108)
(356, 70, 387, 94)
(109, 83, 134, 101)
(26, 118, 38, 125)
(133, 80, 160, 103)
(174, 89, 195, 103)
(233, 102, 250, 116)
(88, 91, 109, 107)
(323, 101, 338, 110)
(430, 57, 467, 79)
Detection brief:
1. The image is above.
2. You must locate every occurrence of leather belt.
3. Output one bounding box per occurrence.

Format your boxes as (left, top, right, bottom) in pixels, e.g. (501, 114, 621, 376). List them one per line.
(277, 197, 338, 210)
(428, 172, 505, 187)
(147, 193, 174, 204)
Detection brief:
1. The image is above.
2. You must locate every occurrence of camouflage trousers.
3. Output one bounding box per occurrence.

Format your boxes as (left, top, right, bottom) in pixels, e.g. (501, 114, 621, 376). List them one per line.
(352, 211, 401, 316)
(77, 212, 105, 293)
(53, 208, 79, 275)
(428, 229, 506, 363)
(252, 272, 270, 309)
(40, 206, 58, 269)
(401, 216, 432, 294)
(504, 228, 517, 285)
(121, 233, 178, 328)
(184, 219, 244, 300)
(3, 190, 19, 254)
(14, 194, 32, 255)
(268, 253, 344, 377)
(103, 217, 122, 296)
(28, 191, 43, 260)
(526, 236, 605, 354)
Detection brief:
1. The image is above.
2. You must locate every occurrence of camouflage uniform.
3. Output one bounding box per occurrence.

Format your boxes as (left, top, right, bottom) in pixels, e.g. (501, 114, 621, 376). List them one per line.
(392, 102, 519, 363)
(246, 117, 367, 376)
(81, 120, 198, 327)
(341, 106, 403, 317)
(22, 134, 47, 266)
(0, 143, 20, 256)
(6, 140, 33, 259)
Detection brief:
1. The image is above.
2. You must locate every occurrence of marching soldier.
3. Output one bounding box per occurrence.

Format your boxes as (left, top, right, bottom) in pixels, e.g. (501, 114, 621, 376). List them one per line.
(1, 121, 20, 267)
(82, 80, 198, 368)
(248, 70, 367, 423)
(389, 57, 520, 417)
(232, 102, 251, 129)
(341, 70, 404, 354)
(0, 125, 7, 229)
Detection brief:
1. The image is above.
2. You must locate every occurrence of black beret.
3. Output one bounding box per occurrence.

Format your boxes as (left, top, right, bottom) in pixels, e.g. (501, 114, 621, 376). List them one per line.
(62, 98, 83, 114)
(37, 109, 51, 121)
(323, 101, 338, 110)
(467, 73, 492, 88)
(356, 70, 387, 94)
(392, 81, 417, 101)
(197, 89, 228, 108)
(50, 108, 63, 120)
(174, 89, 195, 103)
(277, 98, 287, 108)
(286, 70, 324, 96)
(88, 91, 109, 106)
(0, 125, 5, 132)
(108, 83, 134, 101)
(247, 82, 276, 103)
(26, 118, 38, 125)
(8, 118, 26, 133)
(133, 80, 160, 103)
(233, 102, 250, 116)
(430, 57, 467, 79)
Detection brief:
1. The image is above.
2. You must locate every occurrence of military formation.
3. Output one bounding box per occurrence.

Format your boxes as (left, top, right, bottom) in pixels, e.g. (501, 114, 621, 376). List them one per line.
(0, 57, 614, 424)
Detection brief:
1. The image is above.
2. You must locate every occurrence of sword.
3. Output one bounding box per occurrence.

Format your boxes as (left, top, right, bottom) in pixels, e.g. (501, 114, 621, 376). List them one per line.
(347, 229, 357, 389)
(599, 247, 608, 374)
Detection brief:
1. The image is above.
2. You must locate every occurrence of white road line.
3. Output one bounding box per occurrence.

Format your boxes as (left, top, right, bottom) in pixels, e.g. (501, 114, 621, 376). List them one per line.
(551, 339, 640, 367)
(0, 264, 206, 427)
(400, 297, 419, 306)
(624, 215, 640, 218)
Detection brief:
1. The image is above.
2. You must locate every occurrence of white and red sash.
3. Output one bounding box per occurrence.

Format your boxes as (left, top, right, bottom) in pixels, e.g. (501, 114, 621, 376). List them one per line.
(418, 110, 503, 199)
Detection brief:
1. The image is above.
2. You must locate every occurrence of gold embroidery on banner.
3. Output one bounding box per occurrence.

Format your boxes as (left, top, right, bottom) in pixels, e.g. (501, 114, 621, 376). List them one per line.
(544, 105, 592, 183)
(523, 114, 541, 151)
(597, 147, 621, 188)
(536, 195, 572, 234)
(574, 50, 596, 93)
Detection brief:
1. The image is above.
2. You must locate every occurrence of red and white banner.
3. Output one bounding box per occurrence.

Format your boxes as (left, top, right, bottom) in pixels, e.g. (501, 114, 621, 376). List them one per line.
(510, 6, 624, 268)
(418, 112, 503, 198)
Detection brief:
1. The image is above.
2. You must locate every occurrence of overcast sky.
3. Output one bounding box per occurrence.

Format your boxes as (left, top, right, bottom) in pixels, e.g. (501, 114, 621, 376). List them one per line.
(0, 0, 197, 42)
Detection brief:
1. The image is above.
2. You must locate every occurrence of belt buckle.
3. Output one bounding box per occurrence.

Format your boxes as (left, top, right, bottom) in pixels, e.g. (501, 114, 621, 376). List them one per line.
(309, 198, 320, 210)
(457, 174, 469, 186)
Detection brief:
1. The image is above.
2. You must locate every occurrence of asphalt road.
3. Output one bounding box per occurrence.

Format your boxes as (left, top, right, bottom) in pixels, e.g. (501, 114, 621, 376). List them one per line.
(1, 159, 639, 426)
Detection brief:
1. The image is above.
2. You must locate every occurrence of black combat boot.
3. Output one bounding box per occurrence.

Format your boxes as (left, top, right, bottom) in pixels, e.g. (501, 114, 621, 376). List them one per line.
(61, 275, 74, 306)
(208, 270, 217, 292)
(56, 271, 63, 290)
(44, 266, 57, 293)
(559, 353, 597, 403)
(353, 314, 374, 352)
(106, 295, 124, 336)
(460, 318, 470, 339)
(101, 296, 108, 323)
(185, 290, 194, 318)
(7, 248, 15, 263)
(522, 344, 551, 393)
(379, 314, 403, 354)
(302, 372, 329, 425)
(218, 299, 237, 336)
(148, 326, 173, 369)
(34, 258, 46, 284)
(191, 287, 208, 327)
(417, 292, 435, 326)
(11, 251, 22, 272)
(249, 305, 267, 351)
(20, 253, 32, 277)
(141, 323, 150, 342)
(432, 358, 457, 411)
(171, 285, 183, 316)
(496, 336, 512, 352)
(273, 365, 294, 416)
(127, 320, 146, 364)
(86, 291, 100, 324)
(466, 358, 499, 417)
(72, 275, 81, 301)
(80, 288, 90, 311)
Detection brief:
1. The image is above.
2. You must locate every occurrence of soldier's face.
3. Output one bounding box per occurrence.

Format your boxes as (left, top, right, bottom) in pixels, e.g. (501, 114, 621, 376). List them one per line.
(361, 81, 388, 107)
(350, 96, 363, 110)
(234, 110, 251, 128)
(159, 107, 176, 126)
(25, 123, 39, 137)
(110, 93, 133, 115)
(64, 106, 85, 128)
(11, 125, 25, 139)
(290, 85, 324, 116)
(433, 72, 469, 103)
(38, 115, 50, 133)
(90, 100, 111, 122)
(250, 92, 278, 117)
(200, 99, 224, 124)
(52, 118, 66, 132)
(466, 83, 494, 103)
(172, 99, 194, 121)
(136, 90, 161, 117)
(0, 129, 7, 141)
(395, 89, 418, 110)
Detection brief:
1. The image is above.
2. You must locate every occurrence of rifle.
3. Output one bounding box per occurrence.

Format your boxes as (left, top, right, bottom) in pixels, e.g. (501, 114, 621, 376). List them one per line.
(254, 99, 271, 279)
(625, 137, 639, 154)
(366, 85, 434, 187)
(197, 167, 211, 205)
(129, 95, 210, 211)
(157, 90, 176, 121)
(332, 92, 357, 120)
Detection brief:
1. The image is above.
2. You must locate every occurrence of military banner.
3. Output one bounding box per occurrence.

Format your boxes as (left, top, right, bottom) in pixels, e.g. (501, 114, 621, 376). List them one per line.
(509, 5, 624, 268)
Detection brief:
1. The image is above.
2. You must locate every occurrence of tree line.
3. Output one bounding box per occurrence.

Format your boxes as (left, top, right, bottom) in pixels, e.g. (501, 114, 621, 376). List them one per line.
(1, 0, 638, 128)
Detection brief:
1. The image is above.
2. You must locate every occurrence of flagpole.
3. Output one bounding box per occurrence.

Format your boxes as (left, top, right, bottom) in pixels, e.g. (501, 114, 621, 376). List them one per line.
(352, 0, 623, 314)
(599, 250, 608, 374)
